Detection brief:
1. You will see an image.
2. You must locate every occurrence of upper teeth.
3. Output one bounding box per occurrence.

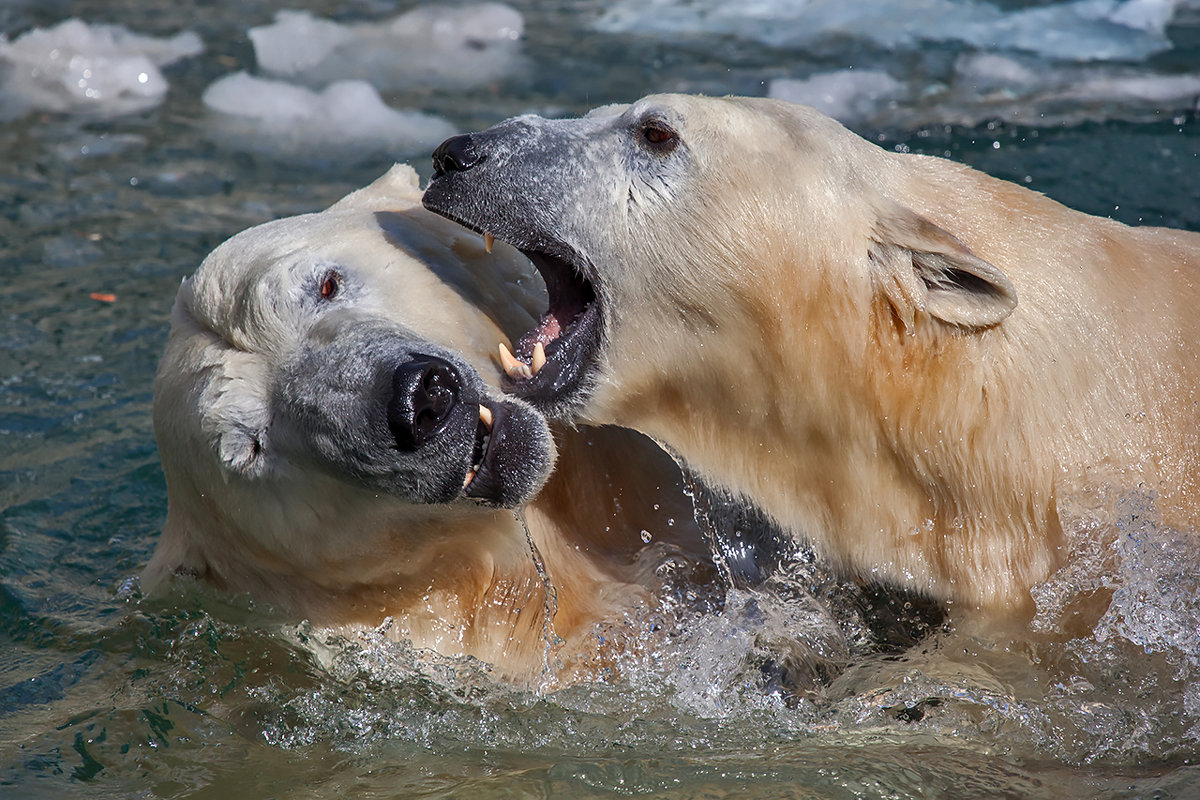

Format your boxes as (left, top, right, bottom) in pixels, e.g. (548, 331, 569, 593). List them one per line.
(484, 232, 495, 254)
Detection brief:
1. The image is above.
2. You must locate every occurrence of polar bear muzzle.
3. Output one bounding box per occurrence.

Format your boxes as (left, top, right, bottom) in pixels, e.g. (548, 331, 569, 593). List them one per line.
(270, 324, 553, 509)
(385, 353, 553, 507)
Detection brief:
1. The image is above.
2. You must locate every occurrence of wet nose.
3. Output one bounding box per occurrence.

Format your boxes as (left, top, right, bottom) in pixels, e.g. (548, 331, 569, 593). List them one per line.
(388, 355, 461, 450)
(432, 134, 483, 177)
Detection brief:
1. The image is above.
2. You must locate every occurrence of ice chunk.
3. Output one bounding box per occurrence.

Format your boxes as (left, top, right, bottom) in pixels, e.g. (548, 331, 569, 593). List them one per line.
(769, 55, 1200, 128)
(940, 53, 1200, 126)
(596, 0, 1181, 62)
(768, 70, 905, 126)
(247, 11, 355, 77)
(0, 18, 202, 120)
(249, 4, 525, 92)
(201, 72, 457, 162)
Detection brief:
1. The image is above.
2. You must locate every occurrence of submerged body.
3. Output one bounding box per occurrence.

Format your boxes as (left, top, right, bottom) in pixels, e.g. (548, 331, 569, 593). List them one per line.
(145, 165, 705, 682)
(423, 94, 1200, 621)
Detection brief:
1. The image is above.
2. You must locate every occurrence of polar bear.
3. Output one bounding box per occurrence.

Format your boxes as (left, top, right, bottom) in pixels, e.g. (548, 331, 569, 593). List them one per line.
(144, 164, 708, 682)
(422, 94, 1200, 625)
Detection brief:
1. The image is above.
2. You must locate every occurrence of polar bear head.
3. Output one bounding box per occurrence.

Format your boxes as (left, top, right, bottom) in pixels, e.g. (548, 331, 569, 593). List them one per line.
(422, 94, 1017, 421)
(421, 94, 1053, 612)
(147, 165, 555, 600)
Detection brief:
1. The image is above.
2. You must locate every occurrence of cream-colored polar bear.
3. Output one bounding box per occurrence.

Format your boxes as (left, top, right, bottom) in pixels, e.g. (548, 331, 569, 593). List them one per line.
(423, 94, 1200, 624)
(144, 164, 705, 682)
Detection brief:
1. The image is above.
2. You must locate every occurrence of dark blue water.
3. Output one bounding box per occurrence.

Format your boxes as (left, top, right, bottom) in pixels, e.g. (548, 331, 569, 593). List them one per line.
(2, 1, 1199, 797)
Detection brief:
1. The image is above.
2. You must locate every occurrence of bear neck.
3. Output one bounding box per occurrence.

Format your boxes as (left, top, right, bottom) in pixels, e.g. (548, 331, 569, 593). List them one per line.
(590, 246, 1071, 618)
(146, 499, 599, 680)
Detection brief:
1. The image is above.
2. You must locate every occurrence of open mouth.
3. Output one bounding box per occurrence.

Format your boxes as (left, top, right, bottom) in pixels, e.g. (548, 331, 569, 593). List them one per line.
(421, 167, 605, 418)
(499, 245, 599, 381)
(472, 230, 604, 417)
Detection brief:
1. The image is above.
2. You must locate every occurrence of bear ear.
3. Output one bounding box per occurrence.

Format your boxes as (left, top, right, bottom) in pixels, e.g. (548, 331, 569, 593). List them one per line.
(196, 350, 273, 481)
(328, 163, 423, 212)
(869, 203, 1017, 330)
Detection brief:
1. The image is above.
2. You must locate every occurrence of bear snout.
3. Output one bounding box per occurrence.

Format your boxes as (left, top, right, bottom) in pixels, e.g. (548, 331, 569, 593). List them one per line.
(387, 355, 464, 451)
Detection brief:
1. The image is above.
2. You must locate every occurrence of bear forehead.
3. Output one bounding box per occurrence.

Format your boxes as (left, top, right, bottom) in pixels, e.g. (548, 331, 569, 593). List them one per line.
(179, 210, 525, 379)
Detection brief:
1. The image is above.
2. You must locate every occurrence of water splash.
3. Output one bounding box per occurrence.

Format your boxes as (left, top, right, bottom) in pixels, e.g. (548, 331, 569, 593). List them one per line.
(512, 505, 566, 690)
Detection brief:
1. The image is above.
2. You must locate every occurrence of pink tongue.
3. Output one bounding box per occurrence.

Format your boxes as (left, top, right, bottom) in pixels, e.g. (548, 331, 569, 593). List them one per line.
(537, 314, 563, 343)
(519, 313, 563, 360)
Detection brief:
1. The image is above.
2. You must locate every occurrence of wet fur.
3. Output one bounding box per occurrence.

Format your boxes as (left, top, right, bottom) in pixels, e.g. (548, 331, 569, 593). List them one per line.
(427, 95, 1200, 621)
(145, 165, 705, 682)
(596, 99, 1200, 618)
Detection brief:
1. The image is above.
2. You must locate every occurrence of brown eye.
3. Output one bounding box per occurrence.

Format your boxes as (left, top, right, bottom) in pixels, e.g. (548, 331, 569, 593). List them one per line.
(318, 270, 341, 300)
(640, 122, 678, 151)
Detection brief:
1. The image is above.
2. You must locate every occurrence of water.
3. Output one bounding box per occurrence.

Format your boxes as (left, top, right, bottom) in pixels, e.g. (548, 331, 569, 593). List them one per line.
(2, 1, 1199, 797)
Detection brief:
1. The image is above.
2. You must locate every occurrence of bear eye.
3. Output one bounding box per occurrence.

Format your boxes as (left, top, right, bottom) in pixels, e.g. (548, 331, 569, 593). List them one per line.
(317, 270, 342, 301)
(639, 120, 678, 153)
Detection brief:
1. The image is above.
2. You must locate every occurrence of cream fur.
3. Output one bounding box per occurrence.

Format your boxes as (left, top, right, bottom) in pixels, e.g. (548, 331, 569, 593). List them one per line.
(563, 96, 1200, 620)
(144, 165, 703, 682)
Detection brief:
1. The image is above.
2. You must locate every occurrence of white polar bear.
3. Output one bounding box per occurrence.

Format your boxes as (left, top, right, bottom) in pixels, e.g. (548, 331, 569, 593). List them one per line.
(144, 164, 707, 682)
(422, 94, 1200, 629)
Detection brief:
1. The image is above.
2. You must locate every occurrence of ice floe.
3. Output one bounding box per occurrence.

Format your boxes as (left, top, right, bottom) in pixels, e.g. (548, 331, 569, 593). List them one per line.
(0, 18, 202, 120)
(595, 0, 1184, 62)
(248, 3, 525, 92)
(201, 72, 457, 161)
(769, 57, 1200, 128)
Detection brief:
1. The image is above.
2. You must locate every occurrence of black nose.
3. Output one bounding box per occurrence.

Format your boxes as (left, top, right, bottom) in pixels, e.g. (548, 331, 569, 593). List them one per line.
(388, 356, 461, 450)
(432, 134, 483, 177)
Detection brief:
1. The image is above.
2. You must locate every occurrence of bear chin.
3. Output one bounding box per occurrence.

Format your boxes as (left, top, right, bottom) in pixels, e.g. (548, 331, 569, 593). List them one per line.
(461, 398, 554, 508)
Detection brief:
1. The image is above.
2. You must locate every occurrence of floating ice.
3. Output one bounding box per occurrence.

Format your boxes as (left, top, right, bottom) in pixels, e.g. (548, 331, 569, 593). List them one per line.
(249, 4, 525, 92)
(596, 0, 1182, 62)
(201, 72, 458, 161)
(767, 70, 905, 125)
(770, 56, 1200, 128)
(0, 18, 203, 120)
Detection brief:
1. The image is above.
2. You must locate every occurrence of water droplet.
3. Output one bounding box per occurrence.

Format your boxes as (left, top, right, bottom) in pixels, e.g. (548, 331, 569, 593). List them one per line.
(640, 530, 652, 543)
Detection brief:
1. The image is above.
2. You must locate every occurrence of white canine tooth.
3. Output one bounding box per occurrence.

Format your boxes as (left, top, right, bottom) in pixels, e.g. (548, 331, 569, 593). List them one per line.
(497, 342, 532, 379)
(484, 232, 494, 254)
(531, 341, 546, 374)
(463, 468, 477, 489)
(479, 404, 494, 429)
(497, 341, 520, 373)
